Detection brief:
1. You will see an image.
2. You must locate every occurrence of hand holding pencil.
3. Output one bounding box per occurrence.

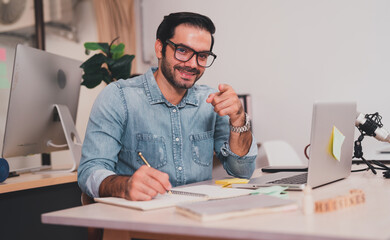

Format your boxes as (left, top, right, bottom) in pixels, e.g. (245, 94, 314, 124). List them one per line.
(138, 152, 172, 194)
(121, 152, 172, 201)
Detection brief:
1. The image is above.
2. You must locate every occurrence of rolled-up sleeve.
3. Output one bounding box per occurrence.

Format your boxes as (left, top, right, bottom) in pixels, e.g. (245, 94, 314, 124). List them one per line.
(77, 83, 126, 198)
(219, 136, 257, 178)
(213, 115, 257, 179)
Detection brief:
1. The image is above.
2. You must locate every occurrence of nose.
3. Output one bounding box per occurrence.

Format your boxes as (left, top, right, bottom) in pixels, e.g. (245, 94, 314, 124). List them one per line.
(184, 54, 199, 68)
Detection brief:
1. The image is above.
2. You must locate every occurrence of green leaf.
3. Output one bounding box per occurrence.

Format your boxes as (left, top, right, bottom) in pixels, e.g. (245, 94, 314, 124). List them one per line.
(109, 55, 135, 80)
(81, 72, 103, 88)
(80, 53, 107, 74)
(101, 69, 113, 85)
(84, 42, 110, 55)
(110, 43, 125, 53)
(80, 68, 112, 88)
(81, 38, 135, 88)
(111, 43, 125, 60)
(112, 52, 124, 60)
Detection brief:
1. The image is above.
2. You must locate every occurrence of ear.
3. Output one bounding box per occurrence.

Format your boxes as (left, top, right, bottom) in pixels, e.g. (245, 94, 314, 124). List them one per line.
(155, 39, 163, 59)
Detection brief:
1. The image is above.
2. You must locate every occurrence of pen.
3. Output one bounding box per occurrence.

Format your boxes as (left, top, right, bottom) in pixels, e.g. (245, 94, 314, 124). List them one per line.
(138, 152, 172, 194)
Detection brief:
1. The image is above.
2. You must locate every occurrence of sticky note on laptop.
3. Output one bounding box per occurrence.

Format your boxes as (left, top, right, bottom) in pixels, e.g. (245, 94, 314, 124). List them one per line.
(329, 126, 345, 161)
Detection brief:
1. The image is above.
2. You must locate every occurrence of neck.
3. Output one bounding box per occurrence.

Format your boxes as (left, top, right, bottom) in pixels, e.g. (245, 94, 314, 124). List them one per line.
(154, 70, 187, 106)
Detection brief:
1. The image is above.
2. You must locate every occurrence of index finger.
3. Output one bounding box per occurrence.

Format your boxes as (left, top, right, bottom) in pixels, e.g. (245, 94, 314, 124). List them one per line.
(145, 167, 172, 192)
(218, 83, 231, 93)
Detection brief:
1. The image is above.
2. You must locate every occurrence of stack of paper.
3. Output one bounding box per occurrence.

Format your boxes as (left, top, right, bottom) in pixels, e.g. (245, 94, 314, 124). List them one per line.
(176, 194, 298, 222)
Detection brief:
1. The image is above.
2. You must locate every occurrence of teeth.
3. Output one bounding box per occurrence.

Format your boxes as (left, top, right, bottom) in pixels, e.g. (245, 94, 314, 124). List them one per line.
(179, 69, 194, 76)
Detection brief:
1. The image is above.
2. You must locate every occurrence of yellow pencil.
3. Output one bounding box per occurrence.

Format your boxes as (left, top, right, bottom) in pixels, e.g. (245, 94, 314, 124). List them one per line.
(138, 152, 151, 167)
(138, 152, 172, 194)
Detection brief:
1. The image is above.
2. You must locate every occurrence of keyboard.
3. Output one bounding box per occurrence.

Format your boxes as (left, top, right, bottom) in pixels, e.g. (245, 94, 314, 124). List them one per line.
(266, 173, 308, 185)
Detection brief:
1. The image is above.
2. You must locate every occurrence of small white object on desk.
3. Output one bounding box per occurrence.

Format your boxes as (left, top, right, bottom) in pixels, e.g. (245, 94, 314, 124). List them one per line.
(302, 185, 314, 215)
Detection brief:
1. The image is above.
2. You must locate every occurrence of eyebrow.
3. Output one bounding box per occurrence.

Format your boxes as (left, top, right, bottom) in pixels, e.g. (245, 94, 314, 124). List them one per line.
(174, 42, 212, 53)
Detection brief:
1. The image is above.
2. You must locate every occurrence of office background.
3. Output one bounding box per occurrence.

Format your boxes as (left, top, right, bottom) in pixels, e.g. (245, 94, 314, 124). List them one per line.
(1, 0, 389, 170)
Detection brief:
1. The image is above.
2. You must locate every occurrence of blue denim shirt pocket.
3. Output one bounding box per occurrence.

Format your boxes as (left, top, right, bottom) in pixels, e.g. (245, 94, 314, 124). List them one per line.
(135, 133, 168, 169)
(189, 130, 214, 167)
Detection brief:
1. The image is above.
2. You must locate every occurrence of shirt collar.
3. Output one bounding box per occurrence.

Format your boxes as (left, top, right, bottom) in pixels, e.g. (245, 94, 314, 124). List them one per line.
(144, 67, 199, 107)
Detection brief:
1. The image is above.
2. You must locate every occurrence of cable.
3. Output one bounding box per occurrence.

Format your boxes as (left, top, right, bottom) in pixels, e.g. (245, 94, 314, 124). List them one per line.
(304, 144, 310, 160)
(303, 139, 389, 174)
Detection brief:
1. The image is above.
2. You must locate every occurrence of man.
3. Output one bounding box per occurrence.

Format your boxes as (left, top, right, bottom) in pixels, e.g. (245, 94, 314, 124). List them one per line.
(78, 12, 257, 201)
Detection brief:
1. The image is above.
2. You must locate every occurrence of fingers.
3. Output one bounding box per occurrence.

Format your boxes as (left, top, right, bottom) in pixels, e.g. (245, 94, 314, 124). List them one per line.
(125, 165, 172, 201)
(206, 92, 216, 103)
(218, 83, 229, 92)
(207, 84, 244, 122)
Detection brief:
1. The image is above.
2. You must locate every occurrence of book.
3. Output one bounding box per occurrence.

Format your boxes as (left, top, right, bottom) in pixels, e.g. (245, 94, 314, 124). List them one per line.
(94, 185, 255, 211)
(176, 194, 298, 222)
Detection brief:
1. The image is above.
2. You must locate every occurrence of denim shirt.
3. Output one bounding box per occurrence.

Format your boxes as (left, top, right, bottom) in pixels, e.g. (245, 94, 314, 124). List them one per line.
(78, 67, 257, 198)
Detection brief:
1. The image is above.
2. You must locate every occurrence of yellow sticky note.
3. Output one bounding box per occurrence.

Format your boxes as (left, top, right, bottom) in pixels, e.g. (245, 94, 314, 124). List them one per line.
(215, 178, 249, 188)
(329, 126, 345, 161)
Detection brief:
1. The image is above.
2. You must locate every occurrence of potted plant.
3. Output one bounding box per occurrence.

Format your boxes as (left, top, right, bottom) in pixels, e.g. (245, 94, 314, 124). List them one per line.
(80, 37, 135, 89)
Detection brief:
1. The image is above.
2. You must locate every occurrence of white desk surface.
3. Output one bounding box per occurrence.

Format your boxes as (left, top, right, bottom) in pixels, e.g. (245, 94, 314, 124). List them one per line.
(42, 169, 390, 240)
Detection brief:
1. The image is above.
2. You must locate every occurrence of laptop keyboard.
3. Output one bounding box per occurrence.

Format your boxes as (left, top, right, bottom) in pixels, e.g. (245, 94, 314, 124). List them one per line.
(267, 173, 308, 185)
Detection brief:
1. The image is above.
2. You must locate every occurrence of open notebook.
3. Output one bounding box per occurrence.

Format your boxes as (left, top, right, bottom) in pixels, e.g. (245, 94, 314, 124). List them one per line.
(94, 185, 255, 211)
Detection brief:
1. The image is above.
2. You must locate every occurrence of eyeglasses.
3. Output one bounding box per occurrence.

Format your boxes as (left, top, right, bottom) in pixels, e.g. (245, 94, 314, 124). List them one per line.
(165, 40, 217, 68)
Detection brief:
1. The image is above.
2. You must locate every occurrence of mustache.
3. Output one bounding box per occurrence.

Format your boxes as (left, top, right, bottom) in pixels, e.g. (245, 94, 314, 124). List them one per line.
(174, 66, 200, 75)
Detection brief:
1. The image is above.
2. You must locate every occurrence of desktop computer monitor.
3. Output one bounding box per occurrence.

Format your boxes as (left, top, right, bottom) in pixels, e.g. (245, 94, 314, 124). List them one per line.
(1, 44, 83, 172)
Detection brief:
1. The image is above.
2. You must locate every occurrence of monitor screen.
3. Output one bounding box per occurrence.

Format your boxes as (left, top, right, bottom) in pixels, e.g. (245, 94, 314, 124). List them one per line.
(1, 45, 82, 170)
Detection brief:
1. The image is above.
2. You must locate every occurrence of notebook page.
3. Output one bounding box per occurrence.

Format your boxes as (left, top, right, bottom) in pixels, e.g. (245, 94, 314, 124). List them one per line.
(95, 185, 255, 211)
(170, 185, 255, 199)
(96, 193, 204, 211)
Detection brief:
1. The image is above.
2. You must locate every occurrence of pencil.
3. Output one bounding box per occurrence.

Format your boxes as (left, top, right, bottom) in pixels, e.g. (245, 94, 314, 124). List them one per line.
(138, 152, 151, 167)
(138, 152, 172, 194)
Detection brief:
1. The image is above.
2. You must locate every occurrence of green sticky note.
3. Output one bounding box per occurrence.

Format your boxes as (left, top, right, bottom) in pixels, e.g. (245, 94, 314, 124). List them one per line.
(0, 63, 10, 89)
(330, 126, 345, 161)
(251, 186, 289, 198)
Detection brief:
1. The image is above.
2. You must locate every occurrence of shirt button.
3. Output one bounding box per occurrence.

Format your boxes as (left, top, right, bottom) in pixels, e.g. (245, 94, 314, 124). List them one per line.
(175, 137, 179, 141)
(173, 109, 176, 113)
(178, 167, 182, 171)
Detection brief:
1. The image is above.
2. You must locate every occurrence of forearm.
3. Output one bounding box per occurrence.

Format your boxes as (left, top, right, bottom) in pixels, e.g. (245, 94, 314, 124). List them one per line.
(99, 175, 130, 198)
(228, 112, 253, 156)
(229, 131, 253, 156)
(98, 166, 172, 201)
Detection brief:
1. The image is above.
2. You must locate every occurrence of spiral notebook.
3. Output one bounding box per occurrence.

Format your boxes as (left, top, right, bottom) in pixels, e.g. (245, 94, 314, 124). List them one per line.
(94, 185, 255, 211)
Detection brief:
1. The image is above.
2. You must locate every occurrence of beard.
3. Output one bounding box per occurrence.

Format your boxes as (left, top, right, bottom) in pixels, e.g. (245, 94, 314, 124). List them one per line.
(160, 56, 204, 89)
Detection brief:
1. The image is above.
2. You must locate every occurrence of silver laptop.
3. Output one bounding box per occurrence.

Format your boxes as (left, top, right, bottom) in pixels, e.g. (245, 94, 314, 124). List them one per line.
(233, 101, 357, 190)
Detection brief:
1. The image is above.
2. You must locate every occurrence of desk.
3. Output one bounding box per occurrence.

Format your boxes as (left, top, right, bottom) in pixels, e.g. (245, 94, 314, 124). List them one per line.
(42, 170, 390, 240)
(0, 171, 87, 240)
(0, 171, 77, 193)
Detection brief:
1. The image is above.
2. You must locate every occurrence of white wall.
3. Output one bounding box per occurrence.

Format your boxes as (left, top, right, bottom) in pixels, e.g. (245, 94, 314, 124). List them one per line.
(46, 0, 103, 169)
(1, 0, 389, 170)
(0, 0, 101, 170)
(135, 0, 390, 162)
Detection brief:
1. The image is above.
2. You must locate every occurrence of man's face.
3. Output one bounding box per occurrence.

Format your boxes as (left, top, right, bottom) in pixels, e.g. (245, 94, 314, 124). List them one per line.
(159, 24, 212, 89)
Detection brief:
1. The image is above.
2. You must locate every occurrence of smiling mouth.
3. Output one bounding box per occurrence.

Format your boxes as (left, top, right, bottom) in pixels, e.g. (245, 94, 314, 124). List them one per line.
(178, 69, 196, 79)
(174, 66, 200, 79)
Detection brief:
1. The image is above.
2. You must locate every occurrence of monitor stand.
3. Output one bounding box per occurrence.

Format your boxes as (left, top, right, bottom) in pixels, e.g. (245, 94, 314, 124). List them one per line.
(53, 104, 82, 172)
(41, 104, 82, 173)
(8, 104, 82, 176)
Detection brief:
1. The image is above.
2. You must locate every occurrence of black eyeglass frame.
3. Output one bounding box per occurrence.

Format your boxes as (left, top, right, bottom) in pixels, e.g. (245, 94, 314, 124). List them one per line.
(165, 39, 217, 68)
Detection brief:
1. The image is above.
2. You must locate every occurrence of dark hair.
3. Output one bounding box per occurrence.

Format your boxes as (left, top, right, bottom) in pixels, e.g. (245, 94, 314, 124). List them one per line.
(156, 12, 216, 56)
